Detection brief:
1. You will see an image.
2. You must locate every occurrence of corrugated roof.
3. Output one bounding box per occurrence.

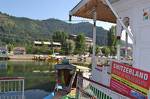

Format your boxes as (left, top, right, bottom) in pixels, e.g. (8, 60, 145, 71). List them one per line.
(70, 0, 116, 23)
(34, 41, 61, 46)
(43, 42, 51, 45)
(53, 42, 61, 46)
(34, 41, 42, 44)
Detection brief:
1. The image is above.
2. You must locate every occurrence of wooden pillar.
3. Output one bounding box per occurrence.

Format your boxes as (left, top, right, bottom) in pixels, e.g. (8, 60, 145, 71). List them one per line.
(92, 10, 97, 71)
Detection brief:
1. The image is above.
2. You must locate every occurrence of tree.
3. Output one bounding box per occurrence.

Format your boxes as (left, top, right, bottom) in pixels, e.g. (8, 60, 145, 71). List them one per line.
(107, 26, 117, 55)
(101, 47, 111, 56)
(52, 31, 69, 55)
(66, 40, 75, 55)
(107, 26, 116, 46)
(7, 44, 14, 53)
(52, 31, 68, 46)
(89, 45, 101, 55)
(60, 39, 75, 55)
(75, 33, 86, 55)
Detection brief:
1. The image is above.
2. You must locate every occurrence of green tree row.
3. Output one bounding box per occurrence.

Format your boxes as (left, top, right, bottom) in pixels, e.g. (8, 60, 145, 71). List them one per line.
(52, 31, 86, 55)
(6, 26, 116, 56)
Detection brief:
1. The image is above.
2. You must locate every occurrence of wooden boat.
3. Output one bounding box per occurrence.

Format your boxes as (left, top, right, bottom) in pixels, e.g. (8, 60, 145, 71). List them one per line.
(46, 55, 63, 64)
(44, 58, 77, 99)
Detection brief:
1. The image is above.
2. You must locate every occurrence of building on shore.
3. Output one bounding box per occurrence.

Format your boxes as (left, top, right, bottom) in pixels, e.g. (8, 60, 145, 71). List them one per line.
(13, 47, 26, 55)
(0, 47, 8, 59)
(34, 41, 61, 51)
(34, 41, 43, 46)
(69, 34, 93, 48)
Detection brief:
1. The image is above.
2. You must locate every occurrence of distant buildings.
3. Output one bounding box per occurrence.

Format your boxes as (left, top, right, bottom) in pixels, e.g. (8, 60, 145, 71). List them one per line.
(85, 37, 93, 48)
(13, 47, 26, 55)
(0, 47, 8, 59)
(69, 34, 93, 48)
(0, 47, 8, 55)
(34, 41, 42, 46)
(34, 41, 61, 51)
(120, 47, 132, 57)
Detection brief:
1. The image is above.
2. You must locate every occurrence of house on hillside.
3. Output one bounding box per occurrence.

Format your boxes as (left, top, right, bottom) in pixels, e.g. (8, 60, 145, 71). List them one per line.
(69, 34, 93, 48)
(34, 41, 61, 51)
(85, 37, 93, 48)
(0, 47, 8, 59)
(13, 47, 26, 55)
(34, 41, 43, 46)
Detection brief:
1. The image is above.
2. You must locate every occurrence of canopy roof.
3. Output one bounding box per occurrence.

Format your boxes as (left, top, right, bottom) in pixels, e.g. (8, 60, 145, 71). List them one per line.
(69, 0, 117, 23)
(55, 64, 76, 70)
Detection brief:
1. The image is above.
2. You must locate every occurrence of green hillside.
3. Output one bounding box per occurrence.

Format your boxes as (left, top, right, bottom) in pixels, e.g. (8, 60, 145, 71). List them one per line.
(0, 12, 108, 46)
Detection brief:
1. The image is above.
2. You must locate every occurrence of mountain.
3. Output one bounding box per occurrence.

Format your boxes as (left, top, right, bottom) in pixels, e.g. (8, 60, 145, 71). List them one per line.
(0, 12, 108, 46)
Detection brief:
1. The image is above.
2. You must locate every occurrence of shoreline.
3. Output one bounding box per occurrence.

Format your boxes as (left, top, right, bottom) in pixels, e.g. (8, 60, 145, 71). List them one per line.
(8, 54, 34, 60)
(2, 54, 92, 66)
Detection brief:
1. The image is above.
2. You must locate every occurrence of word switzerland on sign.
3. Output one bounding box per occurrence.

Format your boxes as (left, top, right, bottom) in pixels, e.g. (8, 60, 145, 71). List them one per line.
(110, 61, 150, 99)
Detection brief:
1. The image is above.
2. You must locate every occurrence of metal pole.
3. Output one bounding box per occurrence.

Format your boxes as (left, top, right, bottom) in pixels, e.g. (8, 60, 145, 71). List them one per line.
(0, 82, 1, 93)
(116, 19, 122, 61)
(125, 32, 128, 59)
(76, 76, 79, 99)
(15, 81, 16, 91)
(92, 10, 97, 71)
(4, 81, 5, 93)
(117, 43, 121, 61)
(22, 79, 24, 94)
(8, 81, 9, 92)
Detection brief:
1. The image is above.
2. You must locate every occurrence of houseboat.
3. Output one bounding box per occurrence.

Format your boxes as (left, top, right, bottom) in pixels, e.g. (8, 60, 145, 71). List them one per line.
(69, 0, 150, 99)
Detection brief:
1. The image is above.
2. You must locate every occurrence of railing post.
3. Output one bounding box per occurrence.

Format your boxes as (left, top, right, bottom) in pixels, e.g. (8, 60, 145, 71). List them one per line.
(76, 76, 131, 99)
(19, 80, 21, 91)
(8, 81, 9, 92)
(4, 81, 5, 93)
(15, 81, 17, 91)
(0, 82, 1, 93)
(76, 76, 79, 99)
(22, 79, 25, 99)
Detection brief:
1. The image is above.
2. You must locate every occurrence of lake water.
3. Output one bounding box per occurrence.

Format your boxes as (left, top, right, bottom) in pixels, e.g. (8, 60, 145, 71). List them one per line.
(0, 60, 56, 92)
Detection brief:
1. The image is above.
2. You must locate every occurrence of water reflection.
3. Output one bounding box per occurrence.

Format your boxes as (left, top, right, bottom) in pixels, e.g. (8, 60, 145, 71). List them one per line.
(0, 60, 56, 92)
(0, 61, 7, 70)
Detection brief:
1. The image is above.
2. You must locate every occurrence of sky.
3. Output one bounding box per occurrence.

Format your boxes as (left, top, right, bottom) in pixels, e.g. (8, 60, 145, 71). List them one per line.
(0, 0, 113, 30)
(0, 0, 80, 20)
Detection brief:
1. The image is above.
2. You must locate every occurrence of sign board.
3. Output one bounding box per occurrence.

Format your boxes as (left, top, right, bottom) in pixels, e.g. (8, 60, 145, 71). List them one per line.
(110, 61, 150, 99)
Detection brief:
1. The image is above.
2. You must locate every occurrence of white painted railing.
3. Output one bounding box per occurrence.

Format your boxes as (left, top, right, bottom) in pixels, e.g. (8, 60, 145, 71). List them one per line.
(76, 76, 132, 99)
(0, 93, 24, 99)
(0, 77, 24, 99)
